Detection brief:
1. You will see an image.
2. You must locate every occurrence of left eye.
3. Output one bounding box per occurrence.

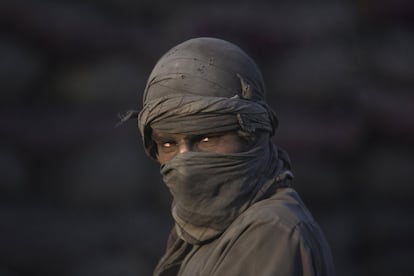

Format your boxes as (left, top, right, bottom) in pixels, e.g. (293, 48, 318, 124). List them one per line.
(162, 142, 174, 148)
(200, 137, 210, 142)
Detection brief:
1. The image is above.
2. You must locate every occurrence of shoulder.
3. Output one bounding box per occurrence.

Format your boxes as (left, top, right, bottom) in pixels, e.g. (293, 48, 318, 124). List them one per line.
(208, 188, 335, 275)
(228, 188, 318, 239)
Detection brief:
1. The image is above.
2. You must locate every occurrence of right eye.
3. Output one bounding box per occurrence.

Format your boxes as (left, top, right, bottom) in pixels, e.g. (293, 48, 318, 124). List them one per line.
(156, 140, 177, 153)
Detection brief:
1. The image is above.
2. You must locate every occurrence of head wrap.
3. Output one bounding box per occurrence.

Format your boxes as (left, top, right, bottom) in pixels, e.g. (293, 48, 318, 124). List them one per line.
(138, 37, 292, 244)
(138, 37, 278, 159)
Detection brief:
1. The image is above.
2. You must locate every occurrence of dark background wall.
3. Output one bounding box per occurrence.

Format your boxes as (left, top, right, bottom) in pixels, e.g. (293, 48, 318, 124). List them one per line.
(1, 0, 413, 275)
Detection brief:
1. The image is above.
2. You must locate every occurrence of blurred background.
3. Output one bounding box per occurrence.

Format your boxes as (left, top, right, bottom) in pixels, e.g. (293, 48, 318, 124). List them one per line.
(1, 0, 413, 275)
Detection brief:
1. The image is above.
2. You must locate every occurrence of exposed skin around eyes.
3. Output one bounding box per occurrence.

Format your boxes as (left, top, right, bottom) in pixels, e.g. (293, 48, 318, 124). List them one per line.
(151, 129, 249, 164)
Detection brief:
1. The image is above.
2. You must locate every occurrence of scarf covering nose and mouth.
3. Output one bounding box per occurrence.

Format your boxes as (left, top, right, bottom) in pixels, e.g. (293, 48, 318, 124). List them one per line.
(159, 135, 291, 244)
(138, 37, 292, 244)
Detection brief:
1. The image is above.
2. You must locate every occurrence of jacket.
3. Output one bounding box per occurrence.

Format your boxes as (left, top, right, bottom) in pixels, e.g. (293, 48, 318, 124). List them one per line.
(154, 187, 335, 276)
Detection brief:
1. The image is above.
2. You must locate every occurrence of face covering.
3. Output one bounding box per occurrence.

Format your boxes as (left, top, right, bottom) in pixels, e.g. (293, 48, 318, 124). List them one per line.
(159, 133, 290, 244)
(138, 94, 291, 244)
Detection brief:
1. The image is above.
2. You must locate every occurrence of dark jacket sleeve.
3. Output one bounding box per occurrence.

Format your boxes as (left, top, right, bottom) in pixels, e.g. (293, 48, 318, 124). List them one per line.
(209, 219, 334, 276)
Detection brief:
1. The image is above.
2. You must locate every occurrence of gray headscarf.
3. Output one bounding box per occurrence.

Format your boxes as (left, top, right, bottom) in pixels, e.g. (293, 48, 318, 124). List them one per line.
(138, 37, 292, 244)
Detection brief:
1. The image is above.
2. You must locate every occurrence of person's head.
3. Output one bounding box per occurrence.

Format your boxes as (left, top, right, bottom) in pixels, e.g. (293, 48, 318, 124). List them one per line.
(137, 38, 291, 242)
(138, 37, 278, 163)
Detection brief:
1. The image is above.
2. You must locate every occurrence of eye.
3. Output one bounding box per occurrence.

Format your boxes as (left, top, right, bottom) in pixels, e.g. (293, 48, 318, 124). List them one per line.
(155, 140, 177, 154)
(200, 136, 210, 143)
(197, 134, 221, 151)
(162, 141, 175, 148)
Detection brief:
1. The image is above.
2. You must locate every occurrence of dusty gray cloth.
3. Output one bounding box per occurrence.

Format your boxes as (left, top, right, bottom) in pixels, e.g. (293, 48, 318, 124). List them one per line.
(138, 94, 277, 159)
(142, 38, 267, 102)
(138, 37, 278, 160)
(138, 69, 290, 243)
(137, 37, 291, 244)
(137, 38, 333, 275)
(154, 188, 335, 276)
(138, 93, 292, 244)
(161, 134, 290, 244)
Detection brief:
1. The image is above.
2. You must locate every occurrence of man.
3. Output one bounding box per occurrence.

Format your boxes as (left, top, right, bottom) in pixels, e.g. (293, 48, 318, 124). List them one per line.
(137, 37, 334, 275)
